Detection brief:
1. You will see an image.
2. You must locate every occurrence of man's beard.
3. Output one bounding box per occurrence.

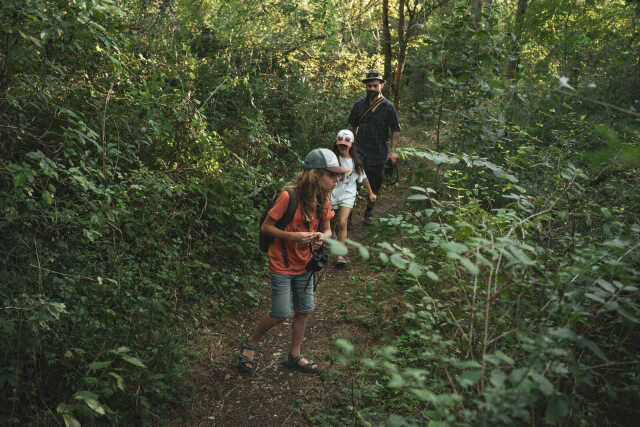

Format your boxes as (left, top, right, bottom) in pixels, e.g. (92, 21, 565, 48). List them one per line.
(366, 90, 379, 102)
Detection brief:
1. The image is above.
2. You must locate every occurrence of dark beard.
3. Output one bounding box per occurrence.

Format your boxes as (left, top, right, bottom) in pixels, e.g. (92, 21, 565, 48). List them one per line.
(366, 90, 379, 102)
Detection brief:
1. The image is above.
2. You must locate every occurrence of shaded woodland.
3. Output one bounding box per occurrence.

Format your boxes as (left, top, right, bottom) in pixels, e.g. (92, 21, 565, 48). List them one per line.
(1, 0, 639, 425)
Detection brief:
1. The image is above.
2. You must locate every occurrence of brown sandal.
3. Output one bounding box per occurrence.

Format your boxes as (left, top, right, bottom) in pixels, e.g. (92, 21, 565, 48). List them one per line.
(238, 336, 257, 374)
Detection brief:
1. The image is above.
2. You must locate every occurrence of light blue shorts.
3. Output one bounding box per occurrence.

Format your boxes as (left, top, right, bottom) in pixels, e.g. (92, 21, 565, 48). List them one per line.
(270, 272, 316, 318)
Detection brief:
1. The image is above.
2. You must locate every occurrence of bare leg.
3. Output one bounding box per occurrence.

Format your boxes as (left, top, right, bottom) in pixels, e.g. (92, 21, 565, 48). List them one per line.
(241, 314, 286, 365)
(289, 312, 317, 370)
(336, 206, 352, 245)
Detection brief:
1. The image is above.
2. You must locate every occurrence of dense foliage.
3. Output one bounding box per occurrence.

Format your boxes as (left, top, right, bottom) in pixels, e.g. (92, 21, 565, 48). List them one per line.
(324, 1, 640, 426)
(0, 0, 360, 424)
(1, 0, 638, 425)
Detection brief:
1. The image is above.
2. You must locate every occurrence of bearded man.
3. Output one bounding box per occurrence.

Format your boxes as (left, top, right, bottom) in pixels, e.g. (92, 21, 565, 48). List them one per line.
(348, 70, 400, 225)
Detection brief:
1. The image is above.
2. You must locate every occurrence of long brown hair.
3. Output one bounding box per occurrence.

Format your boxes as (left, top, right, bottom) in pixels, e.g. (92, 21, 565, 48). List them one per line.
(332, 142, 365, 175)
(285, 169, 331, 223)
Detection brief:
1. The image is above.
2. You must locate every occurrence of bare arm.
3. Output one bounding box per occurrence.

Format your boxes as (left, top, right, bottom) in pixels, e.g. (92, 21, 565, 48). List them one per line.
(363, 178, 377, 202)
(321, 218, 332, 239)
(388, 131, 400, 164)
(312, 217, 332, 250)
(261, 215, 321, 245)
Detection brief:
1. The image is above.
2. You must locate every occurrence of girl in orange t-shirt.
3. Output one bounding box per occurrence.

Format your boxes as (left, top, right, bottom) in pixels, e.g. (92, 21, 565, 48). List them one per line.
(238, 148, 346, 374)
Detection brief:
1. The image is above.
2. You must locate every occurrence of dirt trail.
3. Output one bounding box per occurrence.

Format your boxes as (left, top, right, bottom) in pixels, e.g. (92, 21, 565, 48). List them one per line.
(177, 177, 408, 427)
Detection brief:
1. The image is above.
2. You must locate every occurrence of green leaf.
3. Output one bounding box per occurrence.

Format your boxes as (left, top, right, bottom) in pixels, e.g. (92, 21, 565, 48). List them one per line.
(509, 246, 535, 266)
(362, 358, 377, 368)
(548, 328, 575, 340)
(545, 396, 569, 423)
(62, 414, 81, 427)
(458, 256, 479, 276)
(388, 373, 405, 388)
(390, 253, 408, 269)
(110, 346, 130, 355)
(358, 245, 370, 260)
(407, 194, 429, 201)
(379, 253, 389, 264)
(378, 242, 394, 251)
(121, 355, 146, 368)
(407, 262, 422, 278)
(19, 30, 43, 47)
(109, 372, 125, 391)
(42, 190, 53, 205)
(448, 253, 479, 275)
(13, 172, 26, 188)
(426, 271, 439, 281)
(88, 361, 112, 371)
(509, 367, 527, 383)
(530, 372, 554, 396)
(456, 369, 483, 388)
(596, 279, 616, 294)
(410, 388, 436, 402)
(585, 292, 606, 304)
(441, 241, 468, 254)
(484, 354, 501, 365)
(387, 414, 411, 426)
(494, 351, 515, 365)
(73, 391, 106, 415)
(335, 338, 354, 355)
(325, 238, 348, 256)
(490, 369, 507, 387)
(578, 338, 609, 362)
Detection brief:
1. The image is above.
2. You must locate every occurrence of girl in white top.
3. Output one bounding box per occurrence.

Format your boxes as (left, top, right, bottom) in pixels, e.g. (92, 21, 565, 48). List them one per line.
(330, 129, 377, 265)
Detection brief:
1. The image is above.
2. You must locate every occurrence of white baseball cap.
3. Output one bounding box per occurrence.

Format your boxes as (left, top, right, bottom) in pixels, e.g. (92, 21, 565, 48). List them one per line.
(336, 129, 354, 147)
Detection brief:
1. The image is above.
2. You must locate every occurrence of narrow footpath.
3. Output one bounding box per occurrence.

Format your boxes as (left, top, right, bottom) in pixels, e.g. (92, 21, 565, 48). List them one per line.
(177, 166, 410, 427)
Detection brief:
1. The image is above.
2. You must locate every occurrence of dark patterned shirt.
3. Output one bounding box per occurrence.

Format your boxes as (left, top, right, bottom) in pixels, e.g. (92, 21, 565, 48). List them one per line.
(348, 96, 400, 166)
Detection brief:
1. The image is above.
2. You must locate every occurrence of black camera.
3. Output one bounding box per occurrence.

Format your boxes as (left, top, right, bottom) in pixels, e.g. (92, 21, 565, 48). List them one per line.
(385, 159, 398, 185)
(306, 246, 328, 272)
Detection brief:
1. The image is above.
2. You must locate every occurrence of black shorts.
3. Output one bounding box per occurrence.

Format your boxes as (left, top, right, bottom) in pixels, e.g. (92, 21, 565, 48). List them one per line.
(364, 164, 385, 195)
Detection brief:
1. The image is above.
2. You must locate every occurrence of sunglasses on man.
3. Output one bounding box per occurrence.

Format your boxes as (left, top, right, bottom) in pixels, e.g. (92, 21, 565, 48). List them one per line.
(337, 135, 352, 142)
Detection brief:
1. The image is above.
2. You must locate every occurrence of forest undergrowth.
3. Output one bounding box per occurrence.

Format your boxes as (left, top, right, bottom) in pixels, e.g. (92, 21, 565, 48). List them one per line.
(174, 160, 414, 426)
(2, 1, 640, 426)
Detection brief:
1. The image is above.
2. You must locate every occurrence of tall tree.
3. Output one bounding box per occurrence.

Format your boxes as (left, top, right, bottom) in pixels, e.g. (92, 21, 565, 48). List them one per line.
(472, 0, 483, 27)
(383, 0, 393, 97)
(506, 0, 528, 79)
(381, 0, 449, 108)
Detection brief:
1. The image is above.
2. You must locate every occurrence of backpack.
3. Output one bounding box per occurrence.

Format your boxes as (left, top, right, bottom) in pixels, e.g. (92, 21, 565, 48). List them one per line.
(258, 189, 323, 268)
(259, 189, 298, 252)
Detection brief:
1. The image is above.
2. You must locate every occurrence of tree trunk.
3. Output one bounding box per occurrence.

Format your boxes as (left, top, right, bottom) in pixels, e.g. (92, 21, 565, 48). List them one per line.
(382, 0, 393, 98)
(391, 0, 406, 106)
(506, 0, 528, 79)
(393, 46, 407, 108)
(383, 0, 449, 108)
(472, 0, 482, 28)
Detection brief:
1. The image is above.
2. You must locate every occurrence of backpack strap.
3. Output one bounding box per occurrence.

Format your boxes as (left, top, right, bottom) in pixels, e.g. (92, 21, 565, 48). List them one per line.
(354, 96, 385, 135)
(276, 189, 298, 268)
(315, 199, 324, 233)
(275, 191, 324, 269)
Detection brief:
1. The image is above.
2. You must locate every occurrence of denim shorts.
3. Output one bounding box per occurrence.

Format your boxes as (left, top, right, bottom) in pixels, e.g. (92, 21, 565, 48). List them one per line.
(270, 272, 315, 318)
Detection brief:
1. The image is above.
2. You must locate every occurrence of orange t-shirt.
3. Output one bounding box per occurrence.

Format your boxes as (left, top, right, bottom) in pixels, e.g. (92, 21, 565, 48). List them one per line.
(267, 191, 334, 275)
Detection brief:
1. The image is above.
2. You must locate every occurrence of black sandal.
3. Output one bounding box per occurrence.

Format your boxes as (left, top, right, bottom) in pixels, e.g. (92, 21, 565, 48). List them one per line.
(238, 336, 257, 374)
(281, 353, 319, 374)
